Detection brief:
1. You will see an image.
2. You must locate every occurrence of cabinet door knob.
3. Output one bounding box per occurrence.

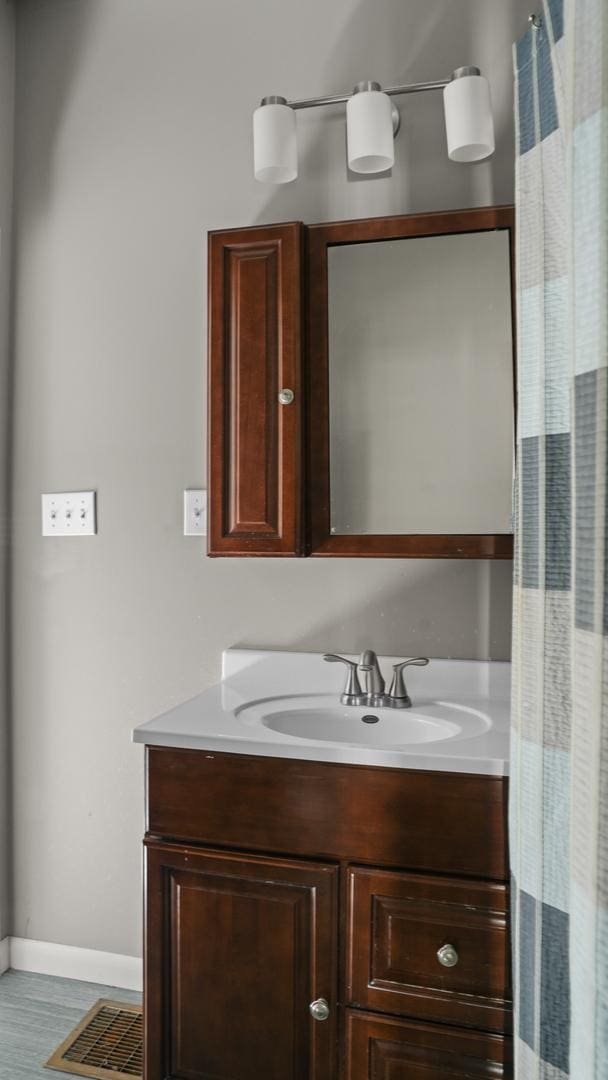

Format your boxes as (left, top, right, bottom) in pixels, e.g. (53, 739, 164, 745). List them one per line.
(437, 943, 459, 968)
(278, 388, 294, 405)
(309, 997, 330, 1021)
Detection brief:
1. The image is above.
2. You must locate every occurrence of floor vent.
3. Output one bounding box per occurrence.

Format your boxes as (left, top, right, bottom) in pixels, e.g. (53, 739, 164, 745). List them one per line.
(45, 998, 143, 1079)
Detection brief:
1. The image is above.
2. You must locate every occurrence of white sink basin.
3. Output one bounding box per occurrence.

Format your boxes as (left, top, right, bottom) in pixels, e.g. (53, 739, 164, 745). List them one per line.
(133, 649, 510, 776)
(237, 694, 490, 749)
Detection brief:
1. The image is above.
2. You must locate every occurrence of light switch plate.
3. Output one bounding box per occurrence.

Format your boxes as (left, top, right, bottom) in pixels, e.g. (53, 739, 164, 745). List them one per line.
(184, 490, 207, 536)
(42, 492, 97, 536)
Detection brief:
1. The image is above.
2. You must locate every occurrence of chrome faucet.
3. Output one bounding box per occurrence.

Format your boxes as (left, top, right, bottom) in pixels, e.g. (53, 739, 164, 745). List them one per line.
(323, 652, 429, 708)
(358, 650, 386, 707)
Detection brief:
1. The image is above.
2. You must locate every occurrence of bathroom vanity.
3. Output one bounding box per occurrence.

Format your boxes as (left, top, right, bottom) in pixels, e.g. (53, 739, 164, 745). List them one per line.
(135, 650, 512, 1079)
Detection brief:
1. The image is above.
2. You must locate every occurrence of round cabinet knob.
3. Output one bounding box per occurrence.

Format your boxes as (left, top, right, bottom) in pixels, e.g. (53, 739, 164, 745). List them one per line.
(309, 998, 330, 1021)
(278, 388, 294, 405)
(437, 944, 459, 968)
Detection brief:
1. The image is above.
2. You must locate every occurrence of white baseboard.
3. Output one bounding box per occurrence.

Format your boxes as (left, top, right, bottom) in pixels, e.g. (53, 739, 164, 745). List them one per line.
(6, 937, 142, 992)
(0, 937, 9, 976)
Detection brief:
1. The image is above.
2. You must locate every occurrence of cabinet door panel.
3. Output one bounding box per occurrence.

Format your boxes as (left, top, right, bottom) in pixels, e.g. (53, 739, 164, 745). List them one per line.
(345, 1011, 512, 1080)
(208, 223, 304, 556)
(145, 841, 337, 1080)
(347, 868, 511, 1032)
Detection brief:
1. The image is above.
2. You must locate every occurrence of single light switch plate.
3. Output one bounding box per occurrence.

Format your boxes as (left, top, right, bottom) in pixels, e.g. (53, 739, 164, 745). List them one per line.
(42, 492, 97, 536)
(184, 490, 207, 536)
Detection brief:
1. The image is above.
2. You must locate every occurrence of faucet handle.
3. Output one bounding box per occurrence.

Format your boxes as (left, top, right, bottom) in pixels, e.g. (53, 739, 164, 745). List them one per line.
(388, 657, 430, 703)
(323, 654, 364, 703)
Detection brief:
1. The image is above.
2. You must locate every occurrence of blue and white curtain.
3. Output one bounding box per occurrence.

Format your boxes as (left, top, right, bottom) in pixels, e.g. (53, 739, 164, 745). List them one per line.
(511, 0, 608, 1076)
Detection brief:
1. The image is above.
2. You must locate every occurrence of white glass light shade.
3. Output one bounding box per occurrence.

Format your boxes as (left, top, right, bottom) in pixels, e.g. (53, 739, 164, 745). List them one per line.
(443, 72, 495, 162)
(253, 101, 297, 183)
(347, 89, 394, 174)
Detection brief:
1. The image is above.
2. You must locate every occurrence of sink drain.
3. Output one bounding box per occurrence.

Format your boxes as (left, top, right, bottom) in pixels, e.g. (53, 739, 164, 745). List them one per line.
(361, 715, 380, 724)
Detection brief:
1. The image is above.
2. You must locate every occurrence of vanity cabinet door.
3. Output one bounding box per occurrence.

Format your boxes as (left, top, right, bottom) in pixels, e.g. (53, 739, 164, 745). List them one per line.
(208, 223, 304, 556)
(344, 1011, 512, 1080)
(144, 841, 338, 1080)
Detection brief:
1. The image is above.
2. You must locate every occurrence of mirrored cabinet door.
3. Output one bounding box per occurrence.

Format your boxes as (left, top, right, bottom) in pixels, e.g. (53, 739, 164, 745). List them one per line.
(308, 207, 515, 558)
(327, 231, 514, 536)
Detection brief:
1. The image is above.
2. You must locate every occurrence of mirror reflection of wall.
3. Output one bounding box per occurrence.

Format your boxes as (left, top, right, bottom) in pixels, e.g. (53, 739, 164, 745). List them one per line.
(328, 230, 514, 536)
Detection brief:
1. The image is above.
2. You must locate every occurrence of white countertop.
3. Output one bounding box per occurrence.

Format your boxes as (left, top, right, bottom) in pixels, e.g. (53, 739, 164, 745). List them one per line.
(132, 649, 510, 776)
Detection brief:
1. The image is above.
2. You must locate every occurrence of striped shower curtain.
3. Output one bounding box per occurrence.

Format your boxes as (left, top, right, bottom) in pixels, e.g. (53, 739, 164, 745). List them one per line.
(511, 0, 607, 1077)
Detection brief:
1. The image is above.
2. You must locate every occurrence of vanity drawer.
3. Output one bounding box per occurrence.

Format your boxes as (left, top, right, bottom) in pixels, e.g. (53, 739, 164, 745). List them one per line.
(346, 868, 511, 1032)
(344, 1010, 512, 1080)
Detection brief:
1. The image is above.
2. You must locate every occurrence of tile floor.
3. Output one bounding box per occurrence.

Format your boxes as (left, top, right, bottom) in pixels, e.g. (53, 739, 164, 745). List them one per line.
(0, 970, 141, 1079)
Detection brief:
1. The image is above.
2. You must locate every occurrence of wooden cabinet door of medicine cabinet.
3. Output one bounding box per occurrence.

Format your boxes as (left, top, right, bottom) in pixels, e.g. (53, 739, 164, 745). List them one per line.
(144, 842, 338, 1080)
(207, 223, 305, 556)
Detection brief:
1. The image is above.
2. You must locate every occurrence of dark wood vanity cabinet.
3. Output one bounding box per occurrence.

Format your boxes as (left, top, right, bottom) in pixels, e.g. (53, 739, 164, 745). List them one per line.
(144, 748, 512, 1080)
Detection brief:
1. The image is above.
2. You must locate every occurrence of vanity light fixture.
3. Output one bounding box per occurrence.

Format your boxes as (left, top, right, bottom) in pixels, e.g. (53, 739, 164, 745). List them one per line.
(253, 96, 297, 183)
(443, 67, 495, 162)
(347, 82, 396, 174)
(253, 68, 495, 182)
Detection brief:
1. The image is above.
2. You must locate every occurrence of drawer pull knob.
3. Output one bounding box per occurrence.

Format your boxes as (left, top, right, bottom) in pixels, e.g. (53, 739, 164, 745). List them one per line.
(437, 944, 459, 968)
(309, 998, 330, 1021)
(278, 388, 295, 405)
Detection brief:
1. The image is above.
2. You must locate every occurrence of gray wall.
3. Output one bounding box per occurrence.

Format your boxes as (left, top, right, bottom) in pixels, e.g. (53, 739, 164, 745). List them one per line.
(11, 0, 528, 958)
(0, 0, 14, 943)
